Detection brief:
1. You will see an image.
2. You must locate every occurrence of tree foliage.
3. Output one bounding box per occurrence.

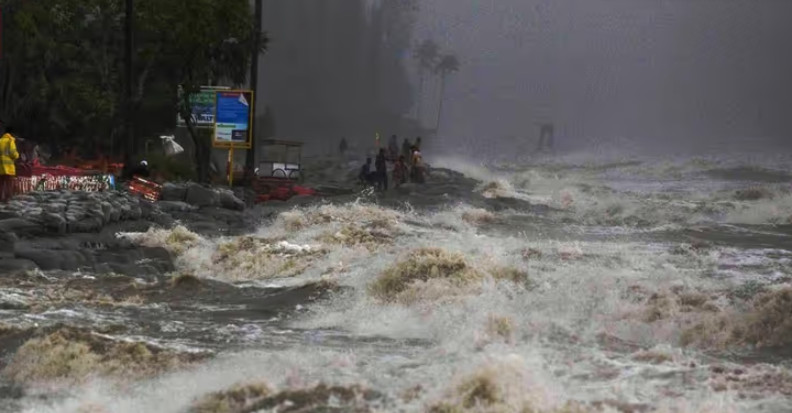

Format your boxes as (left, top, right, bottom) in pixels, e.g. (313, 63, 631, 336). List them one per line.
(157, 0, 266, 182)
(435, 54, 460, 77)
(0, 0, 124, 153)
(411, 39, 461, 132)
(0, 0, 265, 182)
(434, 53, 461, 132)
(414, 39, 440, 71)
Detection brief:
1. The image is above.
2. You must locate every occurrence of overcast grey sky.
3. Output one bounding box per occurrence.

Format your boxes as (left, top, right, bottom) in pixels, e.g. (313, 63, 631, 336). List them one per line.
(414, 0, 792, 152)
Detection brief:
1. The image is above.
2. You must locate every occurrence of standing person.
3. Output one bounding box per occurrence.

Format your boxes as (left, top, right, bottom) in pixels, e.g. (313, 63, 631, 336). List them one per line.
(392, 155, 408, 187)
(0, 127, 20, 202)
(411, 146, 426, 184)
(359, 158, 373, 185)
(123, 160, 150, 181)
(375, 148, 388, 191)
(339, 137, 348, 155)
(415, 136, 423, 151)
(401, 138, 412, 164)
(133, 160, 151, 178)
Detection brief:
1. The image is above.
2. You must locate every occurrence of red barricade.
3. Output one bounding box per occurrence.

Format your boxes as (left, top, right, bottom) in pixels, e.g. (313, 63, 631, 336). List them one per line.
(251, 177, 317, 204)
(13, 175, 114, 195)
(12, 177, 34, 195)
(127, 177, 161, 202)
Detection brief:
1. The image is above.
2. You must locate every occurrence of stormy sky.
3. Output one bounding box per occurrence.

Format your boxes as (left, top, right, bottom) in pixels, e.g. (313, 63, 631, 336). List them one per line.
(415, 0, 792, 153)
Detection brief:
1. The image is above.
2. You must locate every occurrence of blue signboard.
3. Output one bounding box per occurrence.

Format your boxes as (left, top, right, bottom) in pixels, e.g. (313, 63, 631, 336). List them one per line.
(213, 90, 254, 147)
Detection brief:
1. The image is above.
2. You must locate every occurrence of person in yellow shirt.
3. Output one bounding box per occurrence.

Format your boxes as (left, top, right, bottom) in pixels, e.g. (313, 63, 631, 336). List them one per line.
(0, 126, 20, 202)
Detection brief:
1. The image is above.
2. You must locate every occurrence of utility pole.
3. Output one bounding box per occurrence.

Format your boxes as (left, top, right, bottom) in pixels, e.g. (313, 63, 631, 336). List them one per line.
(0, 6, 4, 60)
(245, 0, 263, 177)
(124, 0, 135, 162)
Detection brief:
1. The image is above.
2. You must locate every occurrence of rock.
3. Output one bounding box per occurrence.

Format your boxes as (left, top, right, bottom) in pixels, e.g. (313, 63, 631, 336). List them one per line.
(0, 294, 30, 310)
(157, 201, 198, 213)
(152, 213, 177, 229)
(88, 209, 108, 225)
(138, 200, 156, 218)
(195, 207, 244, 224)
(129, 205, 143, 220)
(185, 184, 220, 207)
(0, 258, 37, 274)
(14, 248, 65, 271)
(93, 263, 114, 274)
(64, 213, 83, 226)
(57, 250, 94, 271)
(142, 247, 175, 273)
(186, 221, 223, 235)
(0, 232, 17, 259)
(108, 207, 122, 222)
(161, 183, 188, 202)
(217, 190, 245, 211)
(96, 250, 136, 266)
(100, 202, 114, 221)
(40, 212, 67, 234)
(93, 245, 173, 275)
(0, 218, 43, 238)
(10, 248, 93, 271)
(119, 204, 134, 220)
(0, 210, 17, 220)
(142, 246, 173, 262)
(69, 216, 104, 233)
(10, 194, 37, 203)
(44, 202, 68, 214)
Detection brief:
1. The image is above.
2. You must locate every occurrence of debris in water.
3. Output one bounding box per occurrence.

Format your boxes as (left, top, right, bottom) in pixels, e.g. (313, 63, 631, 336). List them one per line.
(369, 248, 482, 303)
(191, 383, 381, 413)
(191, 381, 272, 413)
(2, 328, 211, 385)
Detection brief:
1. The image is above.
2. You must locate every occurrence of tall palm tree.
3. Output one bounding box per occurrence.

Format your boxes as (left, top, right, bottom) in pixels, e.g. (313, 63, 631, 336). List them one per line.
(433, 53, 460, 132)
(413, 39, 439, 123)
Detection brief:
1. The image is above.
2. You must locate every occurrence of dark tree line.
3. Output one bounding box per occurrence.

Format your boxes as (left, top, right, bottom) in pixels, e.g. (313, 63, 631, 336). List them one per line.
(0, 0, 264, 182)
(0, 0, 425, 179)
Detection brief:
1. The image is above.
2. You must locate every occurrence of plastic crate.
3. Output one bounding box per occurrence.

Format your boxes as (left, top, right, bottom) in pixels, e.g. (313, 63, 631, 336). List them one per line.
(128, 177, 162, 202)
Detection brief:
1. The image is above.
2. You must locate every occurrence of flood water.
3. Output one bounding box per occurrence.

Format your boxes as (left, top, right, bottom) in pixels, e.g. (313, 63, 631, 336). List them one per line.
(2, 151, 792, 412)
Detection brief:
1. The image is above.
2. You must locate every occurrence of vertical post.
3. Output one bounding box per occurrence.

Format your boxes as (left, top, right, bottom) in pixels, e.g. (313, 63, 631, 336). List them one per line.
(228, 147, 234, 187)
(435, 76, 446, 133)
(0, 6, 4, 60)
(124, 0, 135, 162)
(245, 0, 263, 179)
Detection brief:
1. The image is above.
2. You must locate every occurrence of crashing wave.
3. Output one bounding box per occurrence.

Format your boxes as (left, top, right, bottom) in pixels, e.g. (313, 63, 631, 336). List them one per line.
(2, 328, 210, 386)
(190, 382, 381, 413)
(682, 287, 792, 349)
(120, 225, 202, 255)
(369, 248, 483, 304)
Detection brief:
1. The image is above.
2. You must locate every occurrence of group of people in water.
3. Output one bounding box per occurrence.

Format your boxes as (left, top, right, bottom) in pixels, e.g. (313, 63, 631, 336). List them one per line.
(350, 135, 426, 191)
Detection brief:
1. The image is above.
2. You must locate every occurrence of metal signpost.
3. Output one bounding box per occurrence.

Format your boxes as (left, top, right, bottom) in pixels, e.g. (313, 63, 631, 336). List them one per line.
(212, 90, 254, 187)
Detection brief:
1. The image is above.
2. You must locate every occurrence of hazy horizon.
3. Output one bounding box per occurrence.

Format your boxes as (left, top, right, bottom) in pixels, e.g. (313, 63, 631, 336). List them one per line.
(414, 0, 792, 154)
